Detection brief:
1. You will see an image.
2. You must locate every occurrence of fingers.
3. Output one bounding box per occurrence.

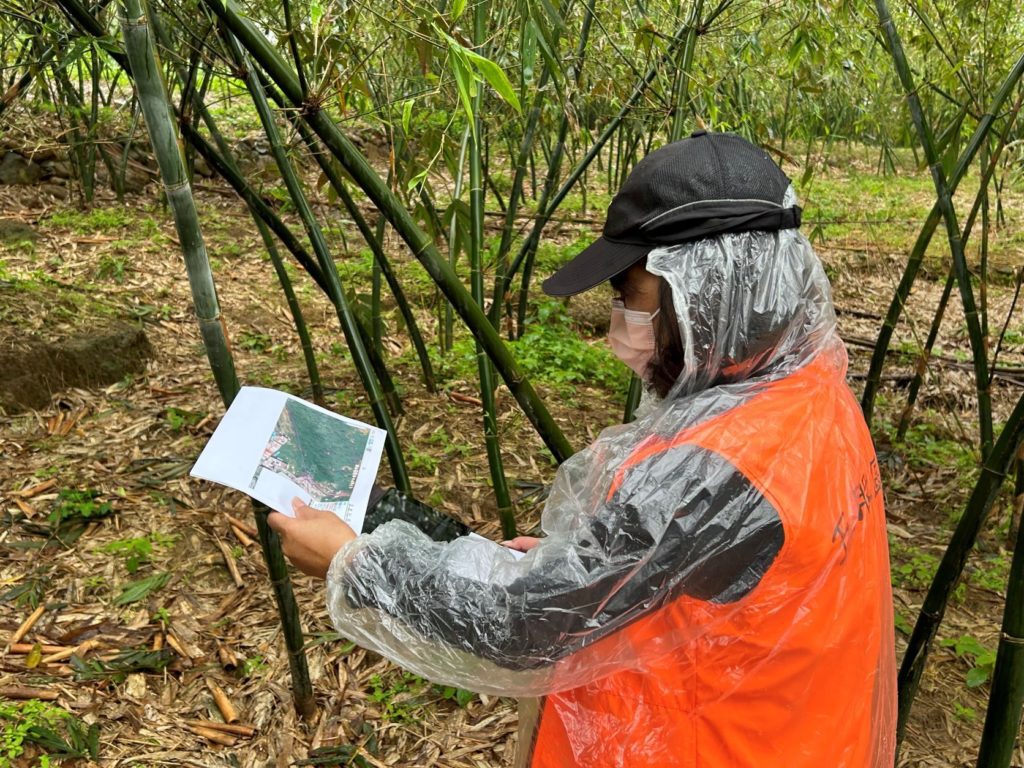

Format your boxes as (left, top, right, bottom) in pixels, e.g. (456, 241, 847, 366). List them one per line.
(267, 511, 290, 535)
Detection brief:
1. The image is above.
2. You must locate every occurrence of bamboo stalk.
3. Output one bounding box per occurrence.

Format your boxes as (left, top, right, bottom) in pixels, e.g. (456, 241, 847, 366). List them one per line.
(896, 91, 1022, 438)
(668, 0, 704, 142)
(286, 113, 436, 394)
(0, 686, 59, 701)
(896, 392, 1024, 744)
(222, 34, 410, 491)
(509, 15, 698, 334)
(185, 719, 255, 737)
(623, 374, 643, 423)
(119, 0, 238, 405)
(115, 0, 314, 718)
(469, 0, 515, 537)
(860, 41, 1024, 432)
(188, 724, 236, 747)
(202, 0, 574, 464)
(139, 14, 329, 405)
(10, 604, 46, 645)
(207, 679, 239, 723)
(975, 486, 1024, 768)
(875, 3, 990, 457)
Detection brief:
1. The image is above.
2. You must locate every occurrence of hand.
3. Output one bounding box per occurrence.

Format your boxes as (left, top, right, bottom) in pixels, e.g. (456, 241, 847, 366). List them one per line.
(500, 536, 541, 553)
(266, 498, 357, 579)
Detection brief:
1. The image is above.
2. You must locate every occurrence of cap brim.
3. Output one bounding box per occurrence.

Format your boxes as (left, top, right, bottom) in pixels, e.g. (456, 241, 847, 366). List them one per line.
(541, 237, 652, 297)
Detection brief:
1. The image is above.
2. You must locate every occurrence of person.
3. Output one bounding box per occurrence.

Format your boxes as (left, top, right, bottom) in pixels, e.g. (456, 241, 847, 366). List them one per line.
(267, 130, 897, 767)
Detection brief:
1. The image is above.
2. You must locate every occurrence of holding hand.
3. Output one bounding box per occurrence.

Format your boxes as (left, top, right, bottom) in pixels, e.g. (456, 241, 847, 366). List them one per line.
(501, 536, 541, 553)
(267, 498, 357, 579)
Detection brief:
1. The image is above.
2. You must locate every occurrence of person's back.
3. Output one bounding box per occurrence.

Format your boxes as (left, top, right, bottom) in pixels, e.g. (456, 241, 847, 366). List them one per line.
(524, 345, 896, 767)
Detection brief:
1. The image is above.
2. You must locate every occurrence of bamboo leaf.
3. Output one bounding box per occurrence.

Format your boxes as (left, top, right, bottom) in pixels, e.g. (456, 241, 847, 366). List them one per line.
(113, 571, 170, 605)
(401, 98, 413, 134)
(451, 0, 467, 22)
(463, 49, 522, 113)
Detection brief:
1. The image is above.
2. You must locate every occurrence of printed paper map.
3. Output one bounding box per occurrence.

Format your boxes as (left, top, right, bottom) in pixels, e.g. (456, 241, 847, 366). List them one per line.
(190, 387, 386, 532)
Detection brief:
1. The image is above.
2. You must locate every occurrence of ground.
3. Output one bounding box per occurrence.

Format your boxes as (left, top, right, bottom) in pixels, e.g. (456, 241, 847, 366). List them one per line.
(0, 144, 1022, 767)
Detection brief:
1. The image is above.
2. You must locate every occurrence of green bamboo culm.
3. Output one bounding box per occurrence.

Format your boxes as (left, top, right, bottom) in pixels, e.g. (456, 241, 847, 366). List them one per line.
(896, 94, 1022, 440)
(223, 34, 411, 493)
(118, 0, 237, 404)
(976, 455, 1024, 768)
(509, 13, 699, 334)
(470, 0, 515, 538)
(623, 374, 643, 423)
(145, 8, 325, 405)
(896, 392, 1024, 747)
(202, 0, 574, 465)
(868, 3, 1023, 456)
(117, 0, 314, 718)
(286, 114, 437, 393)
(668, 0, 704, 143)
(861, 54, 1024, 428)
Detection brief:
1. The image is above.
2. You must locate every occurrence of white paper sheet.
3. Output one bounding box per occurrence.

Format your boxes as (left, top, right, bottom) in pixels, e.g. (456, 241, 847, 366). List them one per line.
(190, 387, 386, 532)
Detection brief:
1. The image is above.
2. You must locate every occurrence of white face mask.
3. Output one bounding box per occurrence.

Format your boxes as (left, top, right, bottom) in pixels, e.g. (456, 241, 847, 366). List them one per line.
(608, 299, 660, 378)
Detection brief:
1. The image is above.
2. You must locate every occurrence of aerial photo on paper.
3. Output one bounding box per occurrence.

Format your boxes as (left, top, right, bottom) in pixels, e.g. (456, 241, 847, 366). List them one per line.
(250, 398, 371, 506)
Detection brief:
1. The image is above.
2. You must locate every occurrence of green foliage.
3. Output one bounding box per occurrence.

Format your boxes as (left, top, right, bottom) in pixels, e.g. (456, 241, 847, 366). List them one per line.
(366, 671, 430, 724)
(47, 207, 133, 233)
(511, 300, 628, 394)
(70, 648, 173, 683)
(0, 699, 99, 765)
(941, 634, 997, 688)
(163, 407, 204, 431)
(97, 533, 176, 574)
(48, 489, 113, 532)
(435, 684, 476, 708)
(113, 571, 170, 605)
(889, 536, 940, 592)
(240, 654, 268, 678)
(237, 330, 273, 353)
(95, 253, 128, 282)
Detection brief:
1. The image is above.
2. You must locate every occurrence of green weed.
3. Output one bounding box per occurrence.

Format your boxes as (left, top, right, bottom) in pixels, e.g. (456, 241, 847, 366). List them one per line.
(240, 655, 268, 678)
(237, 330, 273, 353)
(48, 489, 113, 532)
(941, 634, 997, 688)
(163, 407, 204, 431)
(889, 537, 939, 592)
(48, 206, 132, 233)
(0, 699, 99, 765)
(95, 254, 128, 283)
(97, 533, 176, 574)
(367, 671, 430, 724)
(113, 571, 171, 605)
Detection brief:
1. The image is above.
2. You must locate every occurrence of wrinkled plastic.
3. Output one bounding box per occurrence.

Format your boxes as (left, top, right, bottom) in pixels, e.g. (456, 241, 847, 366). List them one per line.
(325, 200, 897, 767)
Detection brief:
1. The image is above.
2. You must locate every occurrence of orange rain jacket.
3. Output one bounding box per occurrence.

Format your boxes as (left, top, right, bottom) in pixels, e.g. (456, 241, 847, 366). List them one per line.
(326, 223, 897, 767)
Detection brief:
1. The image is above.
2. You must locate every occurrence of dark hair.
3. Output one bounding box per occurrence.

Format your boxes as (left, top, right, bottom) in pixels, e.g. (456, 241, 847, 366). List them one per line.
(609, 260, 685, 399)
(647, 278, 685, 398)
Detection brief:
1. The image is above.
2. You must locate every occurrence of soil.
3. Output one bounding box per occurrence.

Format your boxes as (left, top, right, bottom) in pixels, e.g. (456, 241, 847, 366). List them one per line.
(0, 158, 1022, 768)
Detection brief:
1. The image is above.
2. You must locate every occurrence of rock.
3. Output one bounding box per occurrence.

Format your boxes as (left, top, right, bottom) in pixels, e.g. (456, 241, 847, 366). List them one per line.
(46, 159, 74, 179)
(0, 323, 154, 413)
(0, 151, 44, 185)
(39, 182, 69, 200)
(0, 219, 37, 246)
(564, 283, 614, 335)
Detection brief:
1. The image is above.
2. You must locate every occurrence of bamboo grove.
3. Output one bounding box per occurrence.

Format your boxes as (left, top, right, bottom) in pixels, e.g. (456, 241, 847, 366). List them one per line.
(2, 0, 1024, 763)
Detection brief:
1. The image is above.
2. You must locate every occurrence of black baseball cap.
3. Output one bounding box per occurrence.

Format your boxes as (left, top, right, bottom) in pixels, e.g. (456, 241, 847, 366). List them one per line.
(541, 130, 801, 296)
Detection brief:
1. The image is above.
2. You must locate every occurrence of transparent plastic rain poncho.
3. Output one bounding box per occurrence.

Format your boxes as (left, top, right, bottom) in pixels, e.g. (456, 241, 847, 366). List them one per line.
(326, 210, 897, 767)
